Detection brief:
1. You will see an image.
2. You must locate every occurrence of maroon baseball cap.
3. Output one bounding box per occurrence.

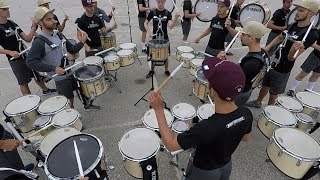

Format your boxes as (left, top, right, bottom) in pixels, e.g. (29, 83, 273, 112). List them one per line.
(216, 0, 231, 7)
(82, 0, 94, 7)
(202, 57, 245, 101)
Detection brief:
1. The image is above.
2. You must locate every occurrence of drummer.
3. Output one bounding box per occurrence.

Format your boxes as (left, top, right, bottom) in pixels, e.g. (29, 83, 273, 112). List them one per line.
(149, 57, 253, 180)
(194, 0, 237, 57)
(144, 0, 180, 78)
(27, 7, 100, 111)
(92, 0, 116, 25)
(77, 0, 117, 57)
(181, 0, 201, 45)
(137, 0, 151, 53)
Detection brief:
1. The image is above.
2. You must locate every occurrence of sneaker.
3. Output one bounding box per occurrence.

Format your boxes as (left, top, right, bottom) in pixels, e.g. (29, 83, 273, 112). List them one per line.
(287, 90, 295, 97)
(24, 163, 35, 171)
(165, 71, 170, 76)
(43, 88, 57, 95)
(226, 52, 234, 56)
(245, 100, 262, 108)
(84, 104, 100, 111)
(146, 71, 154, 79)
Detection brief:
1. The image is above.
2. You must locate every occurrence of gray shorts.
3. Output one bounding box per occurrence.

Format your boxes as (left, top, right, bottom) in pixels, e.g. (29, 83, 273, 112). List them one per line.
(186, 160, 232, 180)
(182, 20, 191, 35)
(301, 52, 320, 73)
(205, 46, 222, 57)
(235, 89, 253, 107)
(55, 76, 78, 99)
(9, 58, 34, 85)
(266, 31, 280, 55)
(262, 69, 290, 95)
(139, 17, 146, 32)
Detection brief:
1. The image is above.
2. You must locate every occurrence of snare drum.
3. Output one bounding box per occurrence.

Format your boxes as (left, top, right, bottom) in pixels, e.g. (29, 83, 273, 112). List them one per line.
(296, 91, 320, 119)
(100, 32, 116, 49)
(119, 128, 160, 179)
(39, 127, 80, 157)
(276, 96, 303, 113)
(103, 55, 120, 71)
(194, 0, 218, 22)
(287, 7, 320, 27)
(67, 39, 79, 60)
(38, 96, 67, 116)
(239, 2, 271, 26)
(267, 128, 320, 179)
(142, 109, 173, 131)
(194, 70, 210, 102)
(33, 116, 54, 136)
(148, 39, 170, 61)
(190, 58, 204, 76)
(172, 121, 189, 135)
(74, 65, 107, 98)
(176, 46, 194, 61)
(149, 0, 175, 12)
(172, 103, 196, 128)
(51, 109, 83, 131)
(258, 106, 297, 138)
(117, 49, 135, 67)
(180, 53, 195, 68)
(197, 103, 215, 121)
(119, 43, 138, 59)
(45, 134, 108, 179)
(82, 56, 103, 68)
(295, 113, 316, 132)
(4, 95, 41, 133)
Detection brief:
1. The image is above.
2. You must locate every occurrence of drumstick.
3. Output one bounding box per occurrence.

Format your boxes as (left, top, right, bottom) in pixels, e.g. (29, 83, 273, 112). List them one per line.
(240, 16, 251, 23)
(200, 7, 209, 14)
(10, 47, 31, 60)
(197, 51, 213, 57)
(23, 123, 54, 141)
(207, 94, 215, 111)
(94, 47, 115, 56)
(73, 140, 84, 177)
(157, 62, 185, 91)
(293, 20, 315, 58)
(228, 1, 236, 19)
(51, 61, 83, 78)
(108, 0, 119, 14)
(306, 89, 320, 96)
(171, 0, 184, 22)
(171, 149, 184, 156)
(225, 31, 240, 53)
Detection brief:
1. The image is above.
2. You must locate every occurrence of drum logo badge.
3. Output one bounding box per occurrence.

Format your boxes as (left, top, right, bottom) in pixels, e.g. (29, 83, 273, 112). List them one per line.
(80, 137, 88, 141)
(246, 7, 262, 12)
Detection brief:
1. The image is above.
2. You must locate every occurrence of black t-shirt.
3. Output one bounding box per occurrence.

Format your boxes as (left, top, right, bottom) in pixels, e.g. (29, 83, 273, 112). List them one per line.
(208, 16, 235, 49)
(183, 0, 192, 22)
(53, 14, 60, 26)
(230, 4, 241, 21)
(312, 29, 320, 57)
(137, 0, 147, 18)
(240, 51, 266, 92)
(275, 23, 318, 73)
(0, 125, 4, 139)
(0, 20, 24, 60)
(76, 14, 104, 48)
(146, 9, 172, 40)
(270, 8, 290, 34)
(177, 107, 253, 170)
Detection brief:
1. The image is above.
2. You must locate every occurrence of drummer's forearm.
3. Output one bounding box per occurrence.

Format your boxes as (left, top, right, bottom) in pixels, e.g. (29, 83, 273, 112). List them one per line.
(199, 28, 211, 39)
(168, 20, 177, 30)
(267, 21, 284, 31)
(66, 41, 84, 54)
(144, 21, 151, 35)
(227, 26, 238, 37)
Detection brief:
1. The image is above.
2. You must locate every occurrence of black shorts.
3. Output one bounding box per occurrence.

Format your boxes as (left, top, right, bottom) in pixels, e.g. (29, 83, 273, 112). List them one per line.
(139, 17, 146, 32)
(301, 52, 320, 73)
(55, 76, 78, 99)
(9, 58, 34, 85)
(181, 20, 191, 36)
(262, 69, 290, 95)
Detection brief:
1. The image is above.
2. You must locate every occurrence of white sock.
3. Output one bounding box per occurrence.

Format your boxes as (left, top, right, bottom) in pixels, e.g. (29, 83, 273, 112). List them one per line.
(142, 43, 146, 49)
(306, 81, 316, 90)
(290, 79, 301, 91)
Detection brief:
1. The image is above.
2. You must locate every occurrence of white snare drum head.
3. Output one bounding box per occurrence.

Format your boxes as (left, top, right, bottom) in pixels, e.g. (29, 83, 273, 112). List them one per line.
(195, 70, 208, 84)
(52, 109, 80, 127)
(38, 96, 68, 115)
(143, 109, 173, 130)
(181, 53, 195, 60)
(263, 106, 296, 126)
(296, 91, 320, 109)
(177, 46, 193, 53)
(194, 0, 218, 22)
(274, 128, 320, 160)
(191, 59, 204, 67)
(5, 95, 41, 116)
(33, 116, 51, 128)
(277, 96, 303, 112)
(172, 121, 189, 133)
(287, 7, 320, 27)
(149, 0, 175, 12)
(239, 3, 265, 26)
(295, 113, 315, 124)
(172, 103, 196, 120)
(40, 127, 80, 156)
(119, 43, 136, 49)
(83, 56, 103, 65)
(117, 49, 133, 56)
(119, 128, 160, 161)
(104, 55, 119, 62)
(197, 104, 215, 120)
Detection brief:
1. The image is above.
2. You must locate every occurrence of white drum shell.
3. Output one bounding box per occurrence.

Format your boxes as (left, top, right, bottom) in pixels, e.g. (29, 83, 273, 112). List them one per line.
(117, 50, 135, 67)
(103, 55, 120, 71)
(172, 103, 196, 128)
(190, 58, 204, 76)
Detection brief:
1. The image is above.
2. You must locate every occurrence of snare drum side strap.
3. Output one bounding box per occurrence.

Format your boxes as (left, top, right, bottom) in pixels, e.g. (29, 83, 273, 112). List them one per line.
(140, 156, 159, 180)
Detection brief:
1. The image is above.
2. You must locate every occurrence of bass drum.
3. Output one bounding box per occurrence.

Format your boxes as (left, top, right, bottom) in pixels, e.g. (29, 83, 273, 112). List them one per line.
(287, 7, 320, 27)
(194, 0, 218, 22)
(149, 0, 175, 13)
(239, 2, 271, 26)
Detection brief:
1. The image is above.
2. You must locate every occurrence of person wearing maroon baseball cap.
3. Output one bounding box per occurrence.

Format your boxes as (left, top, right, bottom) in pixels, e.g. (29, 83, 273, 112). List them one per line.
(148, 57, 253, 180)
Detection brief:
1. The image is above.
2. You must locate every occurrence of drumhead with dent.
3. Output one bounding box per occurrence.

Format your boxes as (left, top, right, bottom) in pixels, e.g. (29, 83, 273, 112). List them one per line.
(296, 91, 320, 109)
(263, 106, 296, 126)
(172, 103, 196, 120)
(197, 104, 215, 120)
(177, 46, 193, 53)
(38, 96, 67, 115)
(52, 109, 80, 127)
(143, 109, 173, 130)
(277, 96, 303, 112)
(5, 95, 41, 115)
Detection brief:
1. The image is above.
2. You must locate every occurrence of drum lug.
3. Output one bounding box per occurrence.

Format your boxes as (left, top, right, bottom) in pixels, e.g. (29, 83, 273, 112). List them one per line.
(277, 150, 283, 157)
(296, 160, 302, 166)
(265, 120, 269, 126)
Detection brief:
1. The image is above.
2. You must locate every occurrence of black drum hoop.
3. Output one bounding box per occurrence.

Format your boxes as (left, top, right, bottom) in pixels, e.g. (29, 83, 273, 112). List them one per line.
(194, 0, 216, 22)
(239, 3, 266, 27)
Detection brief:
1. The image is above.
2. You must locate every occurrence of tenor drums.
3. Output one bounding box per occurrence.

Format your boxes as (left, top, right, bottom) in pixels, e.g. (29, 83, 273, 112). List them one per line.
(119, 43, 138, 59)
(172, 121, 189, 135)
(267, 128, 320, 179)
(74, 65, 107, 98)
(197, 103, 215, 121)
(258, 106, 297, 138)
(100, 32, 116, 49)
(181, 53, 195, 68)
(33, 116, 54, 136)
(276, 96, 303, 113)
(45, 134, 107, 179)
(103, 55, 120, 71)
(239, 2, 271, 26)
(194, 0, 218, 22)
(39, 127, 80, 157)
(294, 113, 316, 132)
(287, 7, 320, 27)
(4, 95, 41, 133)
(148, 39, 170, 61)
(142, 109, 174, 131)
(176, 46, 193, 62)
(149, 0, 175, 12)
(51, 109, 83, 131)
(66, 39, 79, 60)
(38, 96, 68, 116)
(296, 91, 320, 119)
(117, 49, 135, 67)
(172, 103, 196, 128)
(190, 58, 204, 76)
(119, 128, 160, 179)
(194, 70, 210, 101)
(82, 56, 103, 67)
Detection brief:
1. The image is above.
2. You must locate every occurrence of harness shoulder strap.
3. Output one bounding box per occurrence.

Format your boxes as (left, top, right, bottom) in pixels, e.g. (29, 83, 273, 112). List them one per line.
(35, 35, 57, 49)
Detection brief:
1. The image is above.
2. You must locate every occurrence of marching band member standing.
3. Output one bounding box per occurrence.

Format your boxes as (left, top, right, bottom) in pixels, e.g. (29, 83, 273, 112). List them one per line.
(181, 0, 201, 45)
(137, 0, 150, 53)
